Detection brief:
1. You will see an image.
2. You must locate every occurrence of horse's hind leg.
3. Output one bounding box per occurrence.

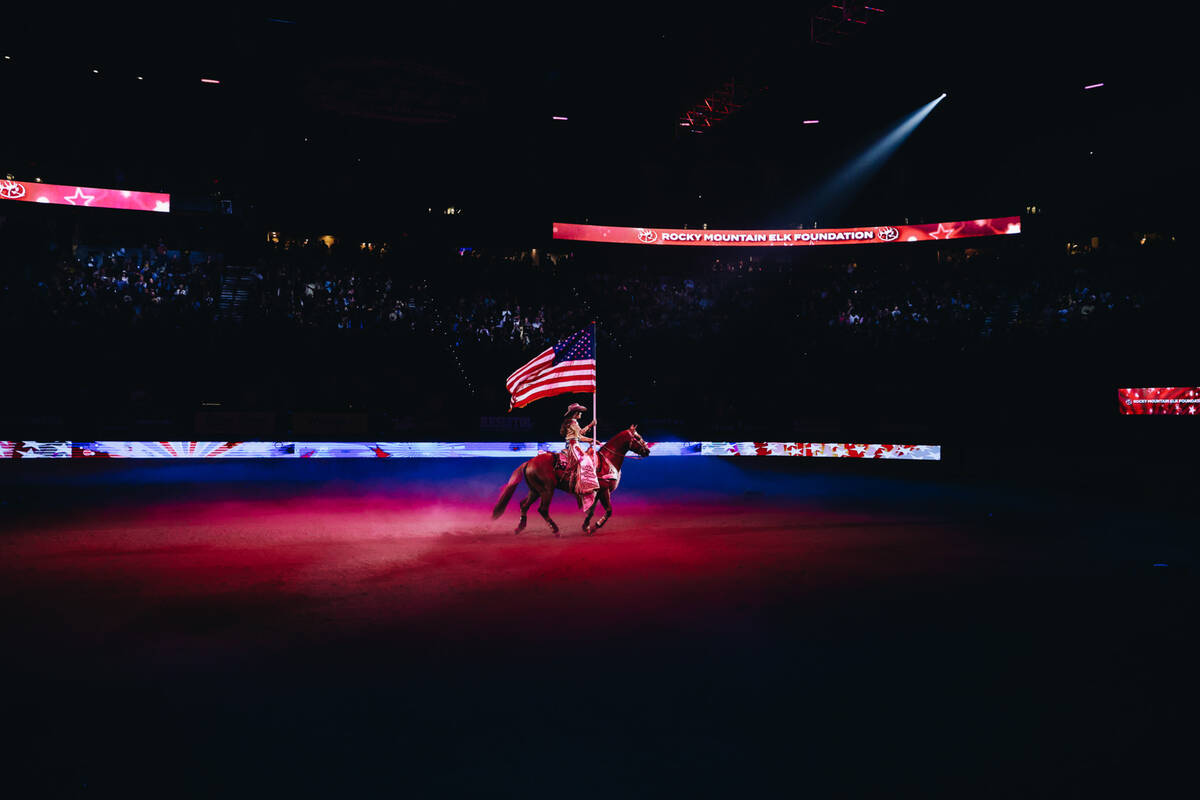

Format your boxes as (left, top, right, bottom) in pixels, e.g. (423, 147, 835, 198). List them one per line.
(515, 491, 536, 534)
(537, 493, 560, 537)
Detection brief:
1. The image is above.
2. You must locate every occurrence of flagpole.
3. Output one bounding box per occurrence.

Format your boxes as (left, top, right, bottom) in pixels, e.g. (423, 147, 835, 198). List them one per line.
(591, 320, 597, 451)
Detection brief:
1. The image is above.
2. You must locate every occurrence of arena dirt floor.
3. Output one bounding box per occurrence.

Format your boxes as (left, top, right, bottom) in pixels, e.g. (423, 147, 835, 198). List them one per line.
(0, 458, 1194, 797)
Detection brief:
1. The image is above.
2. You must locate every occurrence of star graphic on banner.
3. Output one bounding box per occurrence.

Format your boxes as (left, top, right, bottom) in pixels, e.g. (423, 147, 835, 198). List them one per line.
(927, 223, 956, 240)
(63, 187, 95, 206)
(154, 200, 170, 212)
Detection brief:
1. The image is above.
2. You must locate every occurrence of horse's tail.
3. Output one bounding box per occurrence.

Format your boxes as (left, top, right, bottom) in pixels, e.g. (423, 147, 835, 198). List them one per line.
(492, 462, 526, 519)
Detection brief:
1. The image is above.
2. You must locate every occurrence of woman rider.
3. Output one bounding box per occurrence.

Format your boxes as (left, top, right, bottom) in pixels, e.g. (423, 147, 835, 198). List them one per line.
(560, 402, 600, 503)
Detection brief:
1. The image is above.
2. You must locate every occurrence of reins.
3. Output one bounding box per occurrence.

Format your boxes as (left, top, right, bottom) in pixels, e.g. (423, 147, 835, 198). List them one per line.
(597, 430, 628, 462)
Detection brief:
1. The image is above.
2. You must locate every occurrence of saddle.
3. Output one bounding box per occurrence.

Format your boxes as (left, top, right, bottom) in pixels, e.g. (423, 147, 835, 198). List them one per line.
(556, 449, 601, 501)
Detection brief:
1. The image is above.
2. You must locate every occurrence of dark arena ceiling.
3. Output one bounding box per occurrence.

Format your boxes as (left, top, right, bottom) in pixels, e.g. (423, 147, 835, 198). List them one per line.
(0, 4, 1193, 236)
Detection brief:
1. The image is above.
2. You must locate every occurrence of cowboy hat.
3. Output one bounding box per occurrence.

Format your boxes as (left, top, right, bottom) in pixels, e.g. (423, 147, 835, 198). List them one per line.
(564, 402, 587, 416)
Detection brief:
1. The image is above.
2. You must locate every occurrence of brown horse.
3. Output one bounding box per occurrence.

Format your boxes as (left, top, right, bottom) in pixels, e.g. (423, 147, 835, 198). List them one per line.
(492, 425, 651, 536)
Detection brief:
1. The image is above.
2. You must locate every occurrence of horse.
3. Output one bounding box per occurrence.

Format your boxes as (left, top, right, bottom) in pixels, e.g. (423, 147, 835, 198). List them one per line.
(492, 425, 651, 536)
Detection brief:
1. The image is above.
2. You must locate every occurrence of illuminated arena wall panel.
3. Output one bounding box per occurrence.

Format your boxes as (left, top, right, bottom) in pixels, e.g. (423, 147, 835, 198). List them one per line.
(552, 217, 1020, 247)
(1118, 387, 1200, 415)
(0, 441, 941, 460)
(702, 442, 941, 459)
(0, 442, 73, 459)
(0, 179, 169, 213)
(296, 442, 539, 458)
(78, 442, 293, 458)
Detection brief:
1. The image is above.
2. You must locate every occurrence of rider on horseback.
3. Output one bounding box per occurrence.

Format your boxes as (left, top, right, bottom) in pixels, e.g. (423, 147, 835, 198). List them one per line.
(492, 423, 651, 536)
(560, 402, 600, 504)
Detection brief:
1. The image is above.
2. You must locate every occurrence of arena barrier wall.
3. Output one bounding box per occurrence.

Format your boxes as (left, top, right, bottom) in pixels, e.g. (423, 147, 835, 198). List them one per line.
(0, 441, 940, 460)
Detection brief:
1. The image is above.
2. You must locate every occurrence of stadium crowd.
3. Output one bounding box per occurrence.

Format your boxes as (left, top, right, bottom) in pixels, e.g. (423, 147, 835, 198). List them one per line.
(0, 239, 1156, 350)
(0, 234, 1180, 441)
(5, 244, 224, 325)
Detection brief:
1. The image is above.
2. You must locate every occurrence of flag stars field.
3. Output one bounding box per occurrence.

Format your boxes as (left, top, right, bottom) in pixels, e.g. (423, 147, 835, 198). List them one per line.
(507, 327, 597, 410)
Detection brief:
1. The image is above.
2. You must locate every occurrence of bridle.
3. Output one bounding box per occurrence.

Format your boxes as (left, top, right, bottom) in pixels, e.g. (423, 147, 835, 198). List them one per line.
(599, 428, 650, 460)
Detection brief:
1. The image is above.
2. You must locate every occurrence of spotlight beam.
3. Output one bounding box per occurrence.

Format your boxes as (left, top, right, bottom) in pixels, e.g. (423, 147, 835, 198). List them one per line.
(779, 94, 947, 226)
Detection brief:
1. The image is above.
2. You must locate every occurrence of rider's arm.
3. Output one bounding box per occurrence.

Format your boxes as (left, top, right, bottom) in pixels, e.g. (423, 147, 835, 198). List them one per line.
(567, 419, 593, 443)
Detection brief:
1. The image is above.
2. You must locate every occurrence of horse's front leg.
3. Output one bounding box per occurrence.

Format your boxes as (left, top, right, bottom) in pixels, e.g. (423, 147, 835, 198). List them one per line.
(582, 492, 600, 531)
(587, 489, 613, 534)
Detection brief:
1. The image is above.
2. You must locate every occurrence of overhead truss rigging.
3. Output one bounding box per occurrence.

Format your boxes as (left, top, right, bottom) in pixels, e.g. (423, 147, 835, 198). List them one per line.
(810, 3, 886, 46)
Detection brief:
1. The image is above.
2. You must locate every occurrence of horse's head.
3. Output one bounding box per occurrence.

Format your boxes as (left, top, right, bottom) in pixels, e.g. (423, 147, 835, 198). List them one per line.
(626, 424, 651, 457)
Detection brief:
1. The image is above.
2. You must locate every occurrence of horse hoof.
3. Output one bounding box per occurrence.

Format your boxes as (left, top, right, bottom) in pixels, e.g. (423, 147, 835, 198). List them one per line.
(514, 526, 525, 535)
(552, 528, 561, 537)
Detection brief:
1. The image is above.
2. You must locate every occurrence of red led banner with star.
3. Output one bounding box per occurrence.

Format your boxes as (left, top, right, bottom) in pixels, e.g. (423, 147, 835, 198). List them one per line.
(552, 217, 1021, 247)
(1118, 387, 1200, 415)
(0, 179, 169, 213)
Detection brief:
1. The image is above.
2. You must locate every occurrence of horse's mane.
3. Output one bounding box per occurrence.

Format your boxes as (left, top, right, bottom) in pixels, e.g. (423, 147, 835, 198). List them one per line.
(599, 427, 631, 454)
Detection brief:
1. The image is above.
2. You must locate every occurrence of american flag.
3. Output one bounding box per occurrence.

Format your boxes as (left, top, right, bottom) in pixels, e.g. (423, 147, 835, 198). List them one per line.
(506, 327, 596, 409)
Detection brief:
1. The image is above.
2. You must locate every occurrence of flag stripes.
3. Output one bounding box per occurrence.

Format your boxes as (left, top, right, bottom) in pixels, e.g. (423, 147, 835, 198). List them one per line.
(506, 347, 553, 393)
(506, 328, 596, 410)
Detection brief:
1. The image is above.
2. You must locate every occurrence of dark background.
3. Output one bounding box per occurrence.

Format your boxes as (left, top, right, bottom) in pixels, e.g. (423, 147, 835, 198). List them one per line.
(1, 8, 1197, 796)
(1, 3, 1196, 488)
(2, 3, 1193, 234)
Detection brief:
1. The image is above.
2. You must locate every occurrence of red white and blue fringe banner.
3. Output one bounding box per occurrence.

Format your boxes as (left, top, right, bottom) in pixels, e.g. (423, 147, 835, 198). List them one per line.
(0, 441, 940, 460)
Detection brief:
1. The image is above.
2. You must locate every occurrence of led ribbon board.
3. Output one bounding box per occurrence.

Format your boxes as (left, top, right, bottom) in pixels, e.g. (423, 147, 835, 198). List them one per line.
(1118, 388, 1200, 415)
(0, 441, 941, 460)
(553, 217, 1021, 247)
(0, 179, 169, 213)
